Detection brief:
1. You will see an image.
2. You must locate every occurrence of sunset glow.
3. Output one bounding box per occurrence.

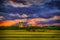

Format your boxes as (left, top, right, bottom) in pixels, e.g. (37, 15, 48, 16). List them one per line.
(0, 0, 60, 26)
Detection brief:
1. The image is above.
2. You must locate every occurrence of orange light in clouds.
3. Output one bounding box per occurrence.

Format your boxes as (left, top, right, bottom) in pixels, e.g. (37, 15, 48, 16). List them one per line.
(28, 20, 36, 26)
(53, 16, 60, 19)
(0, 19, 27, 27)
(0, 20, 17, 26)
(0, 16, 60, 27)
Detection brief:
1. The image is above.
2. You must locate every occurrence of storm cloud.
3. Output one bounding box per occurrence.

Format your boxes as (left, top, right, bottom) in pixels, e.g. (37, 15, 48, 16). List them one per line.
(0, 0, 60, 26)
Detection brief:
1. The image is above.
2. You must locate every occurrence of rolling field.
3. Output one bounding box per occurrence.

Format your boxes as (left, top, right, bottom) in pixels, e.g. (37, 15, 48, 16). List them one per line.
(0, 30, 60, 40)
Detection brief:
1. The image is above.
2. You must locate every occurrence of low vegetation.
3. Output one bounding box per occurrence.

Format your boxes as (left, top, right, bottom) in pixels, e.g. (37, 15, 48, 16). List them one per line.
(0, 26, 60, 32)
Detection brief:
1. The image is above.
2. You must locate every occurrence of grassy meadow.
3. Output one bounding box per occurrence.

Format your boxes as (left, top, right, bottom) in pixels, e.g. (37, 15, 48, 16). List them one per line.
(0, 26, 60, 40)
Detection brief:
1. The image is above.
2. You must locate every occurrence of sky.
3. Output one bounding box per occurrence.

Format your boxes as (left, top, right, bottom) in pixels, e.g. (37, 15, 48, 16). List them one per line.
(0, 0, 60, 26)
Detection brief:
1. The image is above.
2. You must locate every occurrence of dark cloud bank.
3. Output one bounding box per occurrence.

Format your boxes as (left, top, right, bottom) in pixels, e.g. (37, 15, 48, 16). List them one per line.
(0, 0, 60, 25)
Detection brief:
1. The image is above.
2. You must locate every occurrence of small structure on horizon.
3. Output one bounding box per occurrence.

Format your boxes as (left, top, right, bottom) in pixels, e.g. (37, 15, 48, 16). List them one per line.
(19, 22, 27, 28)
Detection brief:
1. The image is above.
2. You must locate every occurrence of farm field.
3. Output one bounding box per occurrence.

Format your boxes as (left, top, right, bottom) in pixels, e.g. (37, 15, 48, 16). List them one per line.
(0, 30, 60, 40)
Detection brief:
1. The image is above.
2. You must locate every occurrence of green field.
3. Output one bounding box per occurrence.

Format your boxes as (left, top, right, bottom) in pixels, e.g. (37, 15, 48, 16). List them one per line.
(0, 30, 60, 40)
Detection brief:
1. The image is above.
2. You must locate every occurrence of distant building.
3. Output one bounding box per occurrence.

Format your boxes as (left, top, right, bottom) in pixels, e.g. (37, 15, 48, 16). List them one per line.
(19, 22, 27, 28)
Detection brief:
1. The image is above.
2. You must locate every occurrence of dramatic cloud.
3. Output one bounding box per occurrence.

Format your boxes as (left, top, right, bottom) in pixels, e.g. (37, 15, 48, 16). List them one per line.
(4, 0, 32, 7)
(0, 0, 60, 26)
(21, 14, 28, 18)
(0, 16, 60, 26)
(9, 13, 21, 17)
(0, 16, 4, 20)
(0, 19, 27, 26)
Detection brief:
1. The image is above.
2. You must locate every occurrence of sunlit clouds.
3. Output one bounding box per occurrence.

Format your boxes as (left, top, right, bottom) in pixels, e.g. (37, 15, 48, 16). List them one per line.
(0, 0, 60, 26)
(8, 0, 32, 7)
(21, 14, 28, 18)
(52, 16, 60, 20)
(0, 19, 27, 26)
(0, 16, 4, 20)
(0, 16, 60, 26)
(9, 13, 28, 18)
